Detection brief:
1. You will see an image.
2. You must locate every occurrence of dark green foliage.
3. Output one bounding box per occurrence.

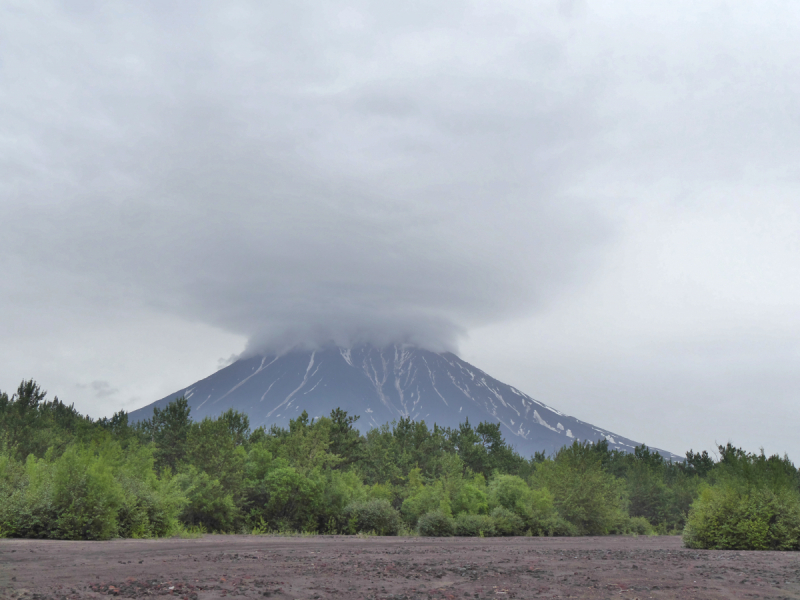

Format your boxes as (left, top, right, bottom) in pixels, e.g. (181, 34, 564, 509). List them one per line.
(343, 499, 403, 535)
(328, 408, 364, 468)
(449, 419, 529, 479)
(0, 442, 183, 540)
(417, 510, 456, 537)
(116, 474, 184, 538)
(714, 443, 800, 490)
(175, 466, 237, 532)
(0, 381, 99, 461)
(454, 513, 496, 537)
(531, 441, 629, 535)
(683, 445, 800, 550)
(489, 507, 524, 536)
(684, 485, 800, 550)
(684, 449, 714, 477)
(622, 516, 654, 535)
(2, 378, 798, 548)
(185, 413, 247, 494)
(258, 466, 325, 532)
(141, 397, 192, 473)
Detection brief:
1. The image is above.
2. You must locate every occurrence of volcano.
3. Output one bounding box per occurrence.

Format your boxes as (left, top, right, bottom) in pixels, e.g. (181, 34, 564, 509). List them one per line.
(128, 345, 677, 458)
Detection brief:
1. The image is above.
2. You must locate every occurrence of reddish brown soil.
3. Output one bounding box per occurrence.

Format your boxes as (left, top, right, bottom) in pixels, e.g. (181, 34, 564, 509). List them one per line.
(1, 535, 799, 600)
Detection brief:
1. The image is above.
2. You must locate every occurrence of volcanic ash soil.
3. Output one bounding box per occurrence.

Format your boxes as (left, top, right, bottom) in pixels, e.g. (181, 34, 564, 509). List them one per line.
(1, 535, 799, 600)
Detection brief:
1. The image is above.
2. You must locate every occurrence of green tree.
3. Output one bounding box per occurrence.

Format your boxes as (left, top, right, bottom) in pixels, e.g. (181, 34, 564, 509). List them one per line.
(143, 397, 192, 473)
(328, 408, 364, 467)
(531, 441, 628, 535)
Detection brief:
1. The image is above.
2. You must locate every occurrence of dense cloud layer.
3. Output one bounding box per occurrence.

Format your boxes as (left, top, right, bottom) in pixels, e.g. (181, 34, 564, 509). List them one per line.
(1, 0, 618, 354)
(2, 1, 800, 458)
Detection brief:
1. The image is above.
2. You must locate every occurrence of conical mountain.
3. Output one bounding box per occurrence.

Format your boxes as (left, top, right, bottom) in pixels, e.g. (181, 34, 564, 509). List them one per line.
(128, 344, 677, 458)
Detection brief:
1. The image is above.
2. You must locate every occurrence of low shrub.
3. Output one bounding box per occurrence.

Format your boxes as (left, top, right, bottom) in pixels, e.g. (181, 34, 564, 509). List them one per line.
(490, 507, 525, 536)
(343, 499, 403, 535)
(401, 478, 449, 526)
(531, 443, 629, 535)
(528, 514, 579, 537)
(49, 447, 124, 540)
(618, 516, 654, 536)
(683, 485, 800, 550)
(175, 467, 237, 532)
(117, 475, 185, 538)
(417, 510, 455, 537)
(454, 513, 496, 537)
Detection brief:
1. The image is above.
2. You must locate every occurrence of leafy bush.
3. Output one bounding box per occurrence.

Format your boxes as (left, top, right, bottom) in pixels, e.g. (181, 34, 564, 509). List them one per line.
(117, 475, 185, 538)
(343, 499, 403, 535)
(0, 454, 57, 538)
(175, 467, 237, 532)
(540, 515, 579, 537)
(402, 478, 450, 526)
(51, 447, 126, 540)
(111, 443, 186, 538)
(450, 474, 488, 516)
(490, 507, 524, 536)
(0, 428, 186, 541)
(319, 470, 366, 531)
(619, 516, 654, 536)
(531, 442, 628, 535)
(259, 466, 325, 532)
(683, 484, 800, 550)
(417, 510, 455, 537)
(488, 475, 534, 512)
(454, 513, 496, 537)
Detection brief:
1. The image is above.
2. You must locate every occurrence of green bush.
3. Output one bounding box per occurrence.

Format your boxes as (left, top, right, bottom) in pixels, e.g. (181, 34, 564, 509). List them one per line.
(0, 454, 57, 538)
(683, 484, 800, 550)
(343, 499, 403, 535)
(111, 443, 186, 538)
(619, 516, 654, 536)
(531, 442, 628, 535)
(50, 447, 125, 540)
(451, 478, 488, 516)
(488, 474, 560, 531)
(256, 466, 325, 532)
(488, 475, 533, 512)
(318, 470, 366, 531)
(490, 507, 524, 536)
(402, 479, 450, 526)
(523, 513, 578, 537)
(0, 440, 186, 541)
(117, 475, 185, 538)
(175, 467, 237, 532)
(454, 513, 496, 537)
(417, 510, 455, 537)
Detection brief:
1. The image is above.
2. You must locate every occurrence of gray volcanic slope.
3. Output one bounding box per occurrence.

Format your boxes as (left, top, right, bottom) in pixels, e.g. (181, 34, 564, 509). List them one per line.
(128, 345, 678, 459)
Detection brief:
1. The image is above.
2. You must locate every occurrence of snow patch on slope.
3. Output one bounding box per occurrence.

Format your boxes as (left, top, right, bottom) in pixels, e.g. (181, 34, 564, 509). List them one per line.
(532, 410, 559, 433)
(266, 352, 316, 418)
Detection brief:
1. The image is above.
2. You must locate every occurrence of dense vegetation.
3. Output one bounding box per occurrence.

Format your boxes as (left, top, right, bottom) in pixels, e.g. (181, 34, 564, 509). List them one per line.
(1, 380, 798, 549)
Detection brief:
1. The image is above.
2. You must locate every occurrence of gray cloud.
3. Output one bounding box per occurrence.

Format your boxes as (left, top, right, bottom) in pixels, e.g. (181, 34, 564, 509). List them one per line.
(0, 0, 614, 354)
(2, 0, 800, 458)
(77, 380, 119, 399)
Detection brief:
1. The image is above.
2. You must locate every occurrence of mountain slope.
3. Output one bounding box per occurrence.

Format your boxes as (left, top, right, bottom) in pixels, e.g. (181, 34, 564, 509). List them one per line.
(128, 345, 677, 458)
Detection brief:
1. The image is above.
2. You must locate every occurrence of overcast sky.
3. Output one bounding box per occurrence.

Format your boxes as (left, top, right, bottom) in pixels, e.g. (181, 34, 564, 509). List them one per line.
(2, 0, 799, 460)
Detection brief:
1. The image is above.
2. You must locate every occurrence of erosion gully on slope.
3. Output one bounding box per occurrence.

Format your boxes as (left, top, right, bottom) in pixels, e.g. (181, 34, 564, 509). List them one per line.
(1, 535, 798, 600)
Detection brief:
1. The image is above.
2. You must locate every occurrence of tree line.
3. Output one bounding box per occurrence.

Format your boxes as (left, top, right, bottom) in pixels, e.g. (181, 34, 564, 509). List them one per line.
(1, 379, 798, 549)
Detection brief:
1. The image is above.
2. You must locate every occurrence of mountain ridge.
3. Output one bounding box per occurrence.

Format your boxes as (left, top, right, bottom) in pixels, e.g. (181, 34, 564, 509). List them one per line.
(128, 344, 679, 460)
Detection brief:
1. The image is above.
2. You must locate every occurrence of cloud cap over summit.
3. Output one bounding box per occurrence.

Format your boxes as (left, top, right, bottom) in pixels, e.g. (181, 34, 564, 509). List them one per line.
(2, 1, 800, 460)
(0, 1, 611, 354)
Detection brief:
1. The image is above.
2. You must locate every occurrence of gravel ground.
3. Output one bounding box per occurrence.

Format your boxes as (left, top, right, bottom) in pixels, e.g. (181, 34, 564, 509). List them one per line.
(1, 535, 799, 600)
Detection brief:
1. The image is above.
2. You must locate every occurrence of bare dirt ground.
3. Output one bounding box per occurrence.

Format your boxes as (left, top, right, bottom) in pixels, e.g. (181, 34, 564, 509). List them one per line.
(2, 535, 799, 600)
